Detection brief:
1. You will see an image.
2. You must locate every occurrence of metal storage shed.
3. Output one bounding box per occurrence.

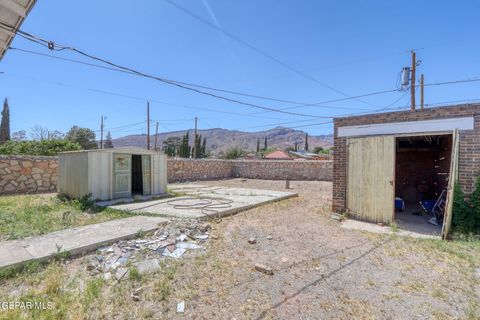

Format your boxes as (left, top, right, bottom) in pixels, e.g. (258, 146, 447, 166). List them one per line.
(58, 148, 167, 201)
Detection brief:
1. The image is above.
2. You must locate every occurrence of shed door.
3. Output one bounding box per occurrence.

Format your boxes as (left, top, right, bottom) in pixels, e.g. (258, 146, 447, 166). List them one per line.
(442, 130, 459, 239)
(113, 153, 131, 199)
(347, 136, 395, 223)
(142, 155, 151, 195)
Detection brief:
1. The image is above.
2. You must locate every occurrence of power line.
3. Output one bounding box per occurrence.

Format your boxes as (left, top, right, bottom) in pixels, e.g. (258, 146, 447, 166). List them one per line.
(0, 22, 323, 118)
(0, 70, 298, 121)
(8, 47, 371, 112)
(164, 0, 377, 107)
(3, 22, 480, 121)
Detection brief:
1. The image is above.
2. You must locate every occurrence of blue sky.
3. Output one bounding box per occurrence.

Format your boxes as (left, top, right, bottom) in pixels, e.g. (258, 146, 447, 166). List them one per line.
(1, 0, 480, 138)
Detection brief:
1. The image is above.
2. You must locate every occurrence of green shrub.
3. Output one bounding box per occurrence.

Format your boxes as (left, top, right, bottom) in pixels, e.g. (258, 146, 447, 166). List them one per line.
(471, 177, 480, 231)
(224, 147, 244, 159)
(452, 177, 480, 234)
(0, 139, 81, 156)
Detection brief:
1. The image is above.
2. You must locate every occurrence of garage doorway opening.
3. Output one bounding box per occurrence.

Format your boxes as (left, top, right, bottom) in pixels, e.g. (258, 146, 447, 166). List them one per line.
(394, 134, 453, 236)
(131, 154, 144, 195)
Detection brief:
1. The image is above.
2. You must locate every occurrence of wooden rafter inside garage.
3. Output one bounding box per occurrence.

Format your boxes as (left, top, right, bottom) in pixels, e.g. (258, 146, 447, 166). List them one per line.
(0, 0, 37, 60)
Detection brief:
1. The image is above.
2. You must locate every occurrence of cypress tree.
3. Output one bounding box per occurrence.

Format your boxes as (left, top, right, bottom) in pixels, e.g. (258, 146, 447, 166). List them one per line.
(104, 131, 114, 148)
(264, 136, 267, 150)
(0, 98, 10, 143)
(202, 137, 207, 158)
(256, 138, 260, 153)
(305, 133, 309, 151)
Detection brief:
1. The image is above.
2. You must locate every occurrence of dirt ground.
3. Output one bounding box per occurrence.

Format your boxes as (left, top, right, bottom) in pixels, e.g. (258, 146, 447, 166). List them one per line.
(1, 179, 479, 320)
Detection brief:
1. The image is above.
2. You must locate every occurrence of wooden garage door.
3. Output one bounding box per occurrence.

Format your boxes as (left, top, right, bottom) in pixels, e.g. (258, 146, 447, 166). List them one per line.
(347, 136, 395, 223)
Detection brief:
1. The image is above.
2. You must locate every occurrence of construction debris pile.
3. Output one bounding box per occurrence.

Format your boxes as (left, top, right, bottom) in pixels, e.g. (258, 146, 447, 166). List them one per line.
(86, 220, 212, 280)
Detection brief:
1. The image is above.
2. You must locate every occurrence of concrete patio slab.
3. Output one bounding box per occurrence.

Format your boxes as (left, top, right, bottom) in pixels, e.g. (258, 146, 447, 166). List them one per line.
(108, 185, 298, 219)
(0, 216, 167, 269)
(340, 219, 440, 239)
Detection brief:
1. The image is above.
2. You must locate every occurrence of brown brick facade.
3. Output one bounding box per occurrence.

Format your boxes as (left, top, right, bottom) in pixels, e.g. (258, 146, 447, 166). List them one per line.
(332, 104, 480, 212)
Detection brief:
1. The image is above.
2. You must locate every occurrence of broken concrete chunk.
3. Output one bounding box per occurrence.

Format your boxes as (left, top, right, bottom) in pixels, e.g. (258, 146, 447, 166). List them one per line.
(254, 263, 274, 275)
(177, 234, 187, 242)
(177, 301, 185, 313)
(248, 238, 257, 244)
(103, 272, 112, 280)
(331, 213, 343, 221)
(176, 242, 203, 250)
(266, 235, 273, 240)
(115, 267, 128, 281)
(168, 248, 187, 259)
(135, 259, 161, 274)
(195, 234, 209, 240)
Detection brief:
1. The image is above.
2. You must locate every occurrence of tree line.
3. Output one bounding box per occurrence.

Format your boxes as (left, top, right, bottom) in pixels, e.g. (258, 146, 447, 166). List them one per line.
(162, 131, 208, 159)
(0, 98, 113, 156)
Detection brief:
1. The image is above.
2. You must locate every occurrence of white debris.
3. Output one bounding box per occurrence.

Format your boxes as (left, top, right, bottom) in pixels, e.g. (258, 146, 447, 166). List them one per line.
(168, 248, 187, 258)
(177, 234, 187, 242)
(115, 267, 128, 281)
(176, 242, 203, 250)
(135, 259, 161, 274)
(177, 301, 185, 313)
(195, 235, 209, 240)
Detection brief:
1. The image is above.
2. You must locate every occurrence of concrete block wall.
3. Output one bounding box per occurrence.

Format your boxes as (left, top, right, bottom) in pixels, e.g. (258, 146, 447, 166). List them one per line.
(332, 104, 480, 213)
(0, 155, 58, 195)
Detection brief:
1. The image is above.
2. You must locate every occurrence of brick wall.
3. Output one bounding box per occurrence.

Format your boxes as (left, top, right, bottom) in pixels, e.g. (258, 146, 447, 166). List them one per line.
(0, 155, 58, 195)
(332, 104, 480, 212)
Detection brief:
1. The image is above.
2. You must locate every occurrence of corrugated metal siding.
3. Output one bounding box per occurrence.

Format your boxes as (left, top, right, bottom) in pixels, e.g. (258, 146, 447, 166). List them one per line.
(153, 153, 167, 195)
(58, 152, 88, 198)
(59, 149, 167, 200)
(88, 151, 112, 200)
(346, 136, 395, 223)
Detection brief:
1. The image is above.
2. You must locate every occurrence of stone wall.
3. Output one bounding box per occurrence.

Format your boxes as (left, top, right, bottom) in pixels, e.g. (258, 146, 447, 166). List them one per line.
(166, 158, 333, 182)
(332, 104, 480, 212)
(0, 155, 58, 195)
(232, 160, 333, 181)
(0, 156, 333, 194)
(167, 159, 233, 182)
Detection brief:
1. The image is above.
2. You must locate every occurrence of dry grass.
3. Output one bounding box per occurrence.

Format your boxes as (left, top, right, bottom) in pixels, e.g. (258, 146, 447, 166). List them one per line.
(0, 193, 132, 241)
(0, 179, 479, 319)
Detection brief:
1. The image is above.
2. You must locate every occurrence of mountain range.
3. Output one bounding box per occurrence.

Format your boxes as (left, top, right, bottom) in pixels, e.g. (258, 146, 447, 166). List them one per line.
(112, 127, 333, 155)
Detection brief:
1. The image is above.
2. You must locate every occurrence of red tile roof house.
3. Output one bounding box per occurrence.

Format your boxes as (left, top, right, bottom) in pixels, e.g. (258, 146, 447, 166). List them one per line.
(263, 150, 293, 160)
(332, 104, 480, 239)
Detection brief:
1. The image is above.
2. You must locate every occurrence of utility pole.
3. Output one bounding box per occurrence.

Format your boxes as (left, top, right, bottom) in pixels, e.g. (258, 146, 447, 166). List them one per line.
(420, 74, 424, 111)
(100, 115, 105, 149)
(193, 116, 198, 158)
(410, 50, 416, 111)
(146, 101, 150, 150)
(154, 121, 159, 151)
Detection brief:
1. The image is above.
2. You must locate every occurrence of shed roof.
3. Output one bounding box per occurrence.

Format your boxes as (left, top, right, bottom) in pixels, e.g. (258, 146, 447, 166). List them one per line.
(0, 0, 37, 60)
(59, 147, 164, 155)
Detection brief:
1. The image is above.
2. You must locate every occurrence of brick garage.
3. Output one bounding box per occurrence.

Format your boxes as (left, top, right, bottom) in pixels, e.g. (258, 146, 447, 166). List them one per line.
(332, 104, 480, 235)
